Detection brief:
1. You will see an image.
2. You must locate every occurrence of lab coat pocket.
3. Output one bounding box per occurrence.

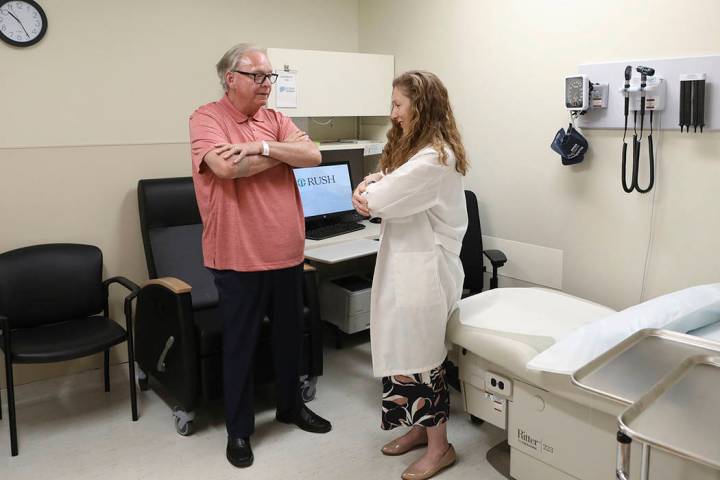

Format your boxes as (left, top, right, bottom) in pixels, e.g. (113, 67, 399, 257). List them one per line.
(392, 252, 442, 309)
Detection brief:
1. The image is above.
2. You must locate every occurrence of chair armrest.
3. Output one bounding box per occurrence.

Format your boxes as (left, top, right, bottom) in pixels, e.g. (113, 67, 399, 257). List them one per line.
(134, 276, 199, 409)
(104, 276, 141, 301)
(143, 277, 192, 294)
(483, 249, 507, 269)
(482, 249, 507, 290)
(103, 276, 141, 337)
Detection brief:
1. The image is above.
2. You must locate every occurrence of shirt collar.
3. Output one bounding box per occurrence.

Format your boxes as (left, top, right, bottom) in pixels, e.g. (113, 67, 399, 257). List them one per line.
(219, 94, 266, 124)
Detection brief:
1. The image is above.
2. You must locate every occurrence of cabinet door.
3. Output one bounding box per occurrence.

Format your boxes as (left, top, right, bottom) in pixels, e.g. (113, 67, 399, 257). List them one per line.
(267, 48, 394, 117)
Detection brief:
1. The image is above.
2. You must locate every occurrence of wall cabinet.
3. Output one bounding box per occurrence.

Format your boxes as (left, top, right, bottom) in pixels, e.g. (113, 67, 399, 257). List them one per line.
(267, 48, 394, 117)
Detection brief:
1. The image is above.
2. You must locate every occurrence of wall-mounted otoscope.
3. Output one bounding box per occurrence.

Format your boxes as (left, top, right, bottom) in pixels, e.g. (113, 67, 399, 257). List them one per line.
(620, 65, 663, 194)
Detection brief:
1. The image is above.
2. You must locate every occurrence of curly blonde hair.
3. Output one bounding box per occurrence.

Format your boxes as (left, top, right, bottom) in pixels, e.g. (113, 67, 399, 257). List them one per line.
(379, 71, 468, 175)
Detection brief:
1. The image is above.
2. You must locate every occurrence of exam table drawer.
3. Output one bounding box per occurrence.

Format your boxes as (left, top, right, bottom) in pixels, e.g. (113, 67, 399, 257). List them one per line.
(509, 380, 634, 480)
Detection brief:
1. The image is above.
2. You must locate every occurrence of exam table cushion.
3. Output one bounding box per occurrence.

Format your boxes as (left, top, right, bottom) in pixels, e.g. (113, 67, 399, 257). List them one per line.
(448, 288, 615, 380)
(527, 283, 720, 374)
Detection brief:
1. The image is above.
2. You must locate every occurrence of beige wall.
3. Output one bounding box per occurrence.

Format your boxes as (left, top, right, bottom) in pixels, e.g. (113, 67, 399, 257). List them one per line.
(359, 0, 720, 309)
(0, 0, 360, 386)
(4, 0, 720, 388)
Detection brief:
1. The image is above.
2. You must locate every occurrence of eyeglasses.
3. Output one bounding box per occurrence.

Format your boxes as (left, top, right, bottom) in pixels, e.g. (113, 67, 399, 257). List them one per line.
(232, 70, 279, 84)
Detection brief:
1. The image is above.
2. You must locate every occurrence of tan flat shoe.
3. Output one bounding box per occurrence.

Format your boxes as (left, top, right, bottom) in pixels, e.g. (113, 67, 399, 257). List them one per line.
(381, 436, 428, 456)
(400, 444, 456, 480)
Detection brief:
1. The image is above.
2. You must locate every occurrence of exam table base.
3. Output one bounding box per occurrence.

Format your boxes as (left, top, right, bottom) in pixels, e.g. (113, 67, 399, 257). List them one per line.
(458, 352, 720, 480)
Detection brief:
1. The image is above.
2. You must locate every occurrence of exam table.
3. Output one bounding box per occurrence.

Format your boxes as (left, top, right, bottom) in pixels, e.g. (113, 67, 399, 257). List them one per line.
(447, 287, 720, 480)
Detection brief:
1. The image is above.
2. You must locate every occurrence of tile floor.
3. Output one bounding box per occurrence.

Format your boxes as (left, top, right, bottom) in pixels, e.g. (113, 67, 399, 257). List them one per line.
(0, 334, 507, 479)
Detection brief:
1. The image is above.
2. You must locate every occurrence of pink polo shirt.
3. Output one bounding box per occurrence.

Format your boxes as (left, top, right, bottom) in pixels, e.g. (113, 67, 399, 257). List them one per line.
(189, 95, 305, 271)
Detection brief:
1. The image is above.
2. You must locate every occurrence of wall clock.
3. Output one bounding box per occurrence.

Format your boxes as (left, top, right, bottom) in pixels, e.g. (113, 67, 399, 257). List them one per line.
(0, 0, 47, 47)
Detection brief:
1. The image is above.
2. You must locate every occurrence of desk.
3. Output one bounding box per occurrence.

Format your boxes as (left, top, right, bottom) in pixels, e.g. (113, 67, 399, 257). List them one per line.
(303, 221, 380, 345)
(304, 221, 381, 263)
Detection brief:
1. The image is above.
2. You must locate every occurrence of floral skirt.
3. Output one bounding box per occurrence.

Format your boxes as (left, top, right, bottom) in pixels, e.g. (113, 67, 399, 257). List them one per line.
(381, 363, 449, 430)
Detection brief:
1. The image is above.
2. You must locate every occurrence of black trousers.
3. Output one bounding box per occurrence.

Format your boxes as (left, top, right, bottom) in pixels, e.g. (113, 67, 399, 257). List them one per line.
(211, 264, 304, 439)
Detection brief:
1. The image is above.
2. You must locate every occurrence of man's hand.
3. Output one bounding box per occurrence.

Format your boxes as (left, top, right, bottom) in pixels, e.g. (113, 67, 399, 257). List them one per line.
(214, 142, 262, 164)
(284, 130, 310, 143)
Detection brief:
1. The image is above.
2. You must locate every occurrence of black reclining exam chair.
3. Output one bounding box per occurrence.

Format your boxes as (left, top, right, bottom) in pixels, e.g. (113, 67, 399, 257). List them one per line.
(135, 177, 323, 435)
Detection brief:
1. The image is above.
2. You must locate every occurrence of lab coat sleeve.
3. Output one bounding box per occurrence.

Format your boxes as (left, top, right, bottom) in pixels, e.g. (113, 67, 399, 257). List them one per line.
(365, 148, 449, 219)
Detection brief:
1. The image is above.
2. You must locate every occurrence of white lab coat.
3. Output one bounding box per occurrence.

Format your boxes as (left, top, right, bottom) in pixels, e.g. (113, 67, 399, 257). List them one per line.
(365, 145, 468, 377)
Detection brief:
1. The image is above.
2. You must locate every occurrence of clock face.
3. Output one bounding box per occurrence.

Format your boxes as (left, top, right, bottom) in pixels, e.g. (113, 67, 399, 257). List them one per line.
(0, 0, 47, 47)
(565, 76, 585, 109)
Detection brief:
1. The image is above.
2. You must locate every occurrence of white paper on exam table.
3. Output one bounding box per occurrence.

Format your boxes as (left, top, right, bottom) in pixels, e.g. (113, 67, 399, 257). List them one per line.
(457, 287, 614, 342)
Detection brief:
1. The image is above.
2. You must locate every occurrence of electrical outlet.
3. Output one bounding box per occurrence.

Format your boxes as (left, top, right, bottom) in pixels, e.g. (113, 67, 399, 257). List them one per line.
(485, 371, 512, 397)
(364, 143, 384, 156)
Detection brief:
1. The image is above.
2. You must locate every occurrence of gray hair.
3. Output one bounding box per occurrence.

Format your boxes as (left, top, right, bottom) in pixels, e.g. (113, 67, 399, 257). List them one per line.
(216, 43, 267, 91)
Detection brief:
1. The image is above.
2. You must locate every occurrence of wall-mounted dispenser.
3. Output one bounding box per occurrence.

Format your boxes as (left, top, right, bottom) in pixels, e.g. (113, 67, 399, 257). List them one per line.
(679, 73, 706, 132)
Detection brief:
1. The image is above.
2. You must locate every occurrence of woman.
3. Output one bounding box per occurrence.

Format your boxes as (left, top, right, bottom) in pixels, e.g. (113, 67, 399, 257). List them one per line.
(352, 71, 468, 480)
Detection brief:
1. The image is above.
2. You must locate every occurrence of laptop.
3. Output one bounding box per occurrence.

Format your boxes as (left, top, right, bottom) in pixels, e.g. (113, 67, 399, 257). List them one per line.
(293, 161, 365, 240)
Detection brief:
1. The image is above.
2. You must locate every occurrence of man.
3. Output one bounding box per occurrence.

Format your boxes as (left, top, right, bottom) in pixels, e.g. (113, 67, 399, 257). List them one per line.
(189, 44, 331, 469)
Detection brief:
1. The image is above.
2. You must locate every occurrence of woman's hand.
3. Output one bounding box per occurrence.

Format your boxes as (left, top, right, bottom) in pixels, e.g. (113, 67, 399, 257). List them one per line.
(364, 172, 383, 184)
(352, 173, 384, 216)
(352, 180, 371, 217)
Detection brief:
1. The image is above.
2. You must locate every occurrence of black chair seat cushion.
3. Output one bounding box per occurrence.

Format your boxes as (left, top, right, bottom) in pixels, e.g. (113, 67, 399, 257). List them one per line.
(2, 316, 127, 363)
(193, 306, 312, 356)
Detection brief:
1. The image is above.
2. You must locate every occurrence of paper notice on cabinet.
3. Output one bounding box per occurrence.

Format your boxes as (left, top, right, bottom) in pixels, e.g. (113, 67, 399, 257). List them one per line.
(276, 72, 298, 108)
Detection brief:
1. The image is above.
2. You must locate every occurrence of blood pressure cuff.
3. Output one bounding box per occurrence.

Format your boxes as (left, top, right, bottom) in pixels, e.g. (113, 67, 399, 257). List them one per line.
(550, 125, 588, 165)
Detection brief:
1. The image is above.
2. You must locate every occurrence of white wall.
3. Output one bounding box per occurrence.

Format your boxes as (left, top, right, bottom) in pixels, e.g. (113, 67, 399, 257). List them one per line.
(0, 0, 360, 386)
(359, 0, 720, 309)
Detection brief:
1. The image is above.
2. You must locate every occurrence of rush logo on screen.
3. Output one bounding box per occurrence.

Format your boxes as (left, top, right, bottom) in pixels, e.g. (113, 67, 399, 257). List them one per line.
(297, 175, 337, 188)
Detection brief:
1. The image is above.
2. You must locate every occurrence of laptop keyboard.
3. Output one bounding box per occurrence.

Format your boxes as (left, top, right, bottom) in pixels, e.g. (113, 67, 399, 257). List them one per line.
(306, 222, 365, 240)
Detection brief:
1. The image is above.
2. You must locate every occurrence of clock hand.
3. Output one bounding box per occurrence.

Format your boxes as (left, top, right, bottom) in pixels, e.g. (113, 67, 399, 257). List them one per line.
(5, 8, 30, 38)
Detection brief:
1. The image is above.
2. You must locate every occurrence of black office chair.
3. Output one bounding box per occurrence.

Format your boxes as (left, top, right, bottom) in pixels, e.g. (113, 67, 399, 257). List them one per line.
(134, 177, 324, 436)
(460, 190, 507, 297)
(0, 243, 139, 456)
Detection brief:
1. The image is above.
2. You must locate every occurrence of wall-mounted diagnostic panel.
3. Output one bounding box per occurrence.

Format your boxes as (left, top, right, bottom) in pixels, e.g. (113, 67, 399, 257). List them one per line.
(576, 55, 719, 131)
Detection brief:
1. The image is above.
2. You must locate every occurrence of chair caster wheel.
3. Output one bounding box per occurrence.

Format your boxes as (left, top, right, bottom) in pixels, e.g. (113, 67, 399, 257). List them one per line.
(173, 408, 196, 436)
(470, 415, 484, 425)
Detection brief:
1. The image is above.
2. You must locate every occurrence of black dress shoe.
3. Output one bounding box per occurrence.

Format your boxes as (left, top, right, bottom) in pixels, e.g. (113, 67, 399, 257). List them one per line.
(276, 405, 332, 433)
(226, 437, 253, 468)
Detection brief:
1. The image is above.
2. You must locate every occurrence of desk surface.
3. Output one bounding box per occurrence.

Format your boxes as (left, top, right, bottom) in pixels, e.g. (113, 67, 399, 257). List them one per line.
(304, 220, 381, 263)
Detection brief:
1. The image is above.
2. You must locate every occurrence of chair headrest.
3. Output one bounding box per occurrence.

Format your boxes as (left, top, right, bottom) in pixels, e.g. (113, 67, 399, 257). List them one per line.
(138, 177, 201, 228)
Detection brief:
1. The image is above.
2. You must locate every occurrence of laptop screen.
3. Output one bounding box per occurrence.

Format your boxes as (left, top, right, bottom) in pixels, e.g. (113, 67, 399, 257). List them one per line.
(293, 162, 354, 218)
